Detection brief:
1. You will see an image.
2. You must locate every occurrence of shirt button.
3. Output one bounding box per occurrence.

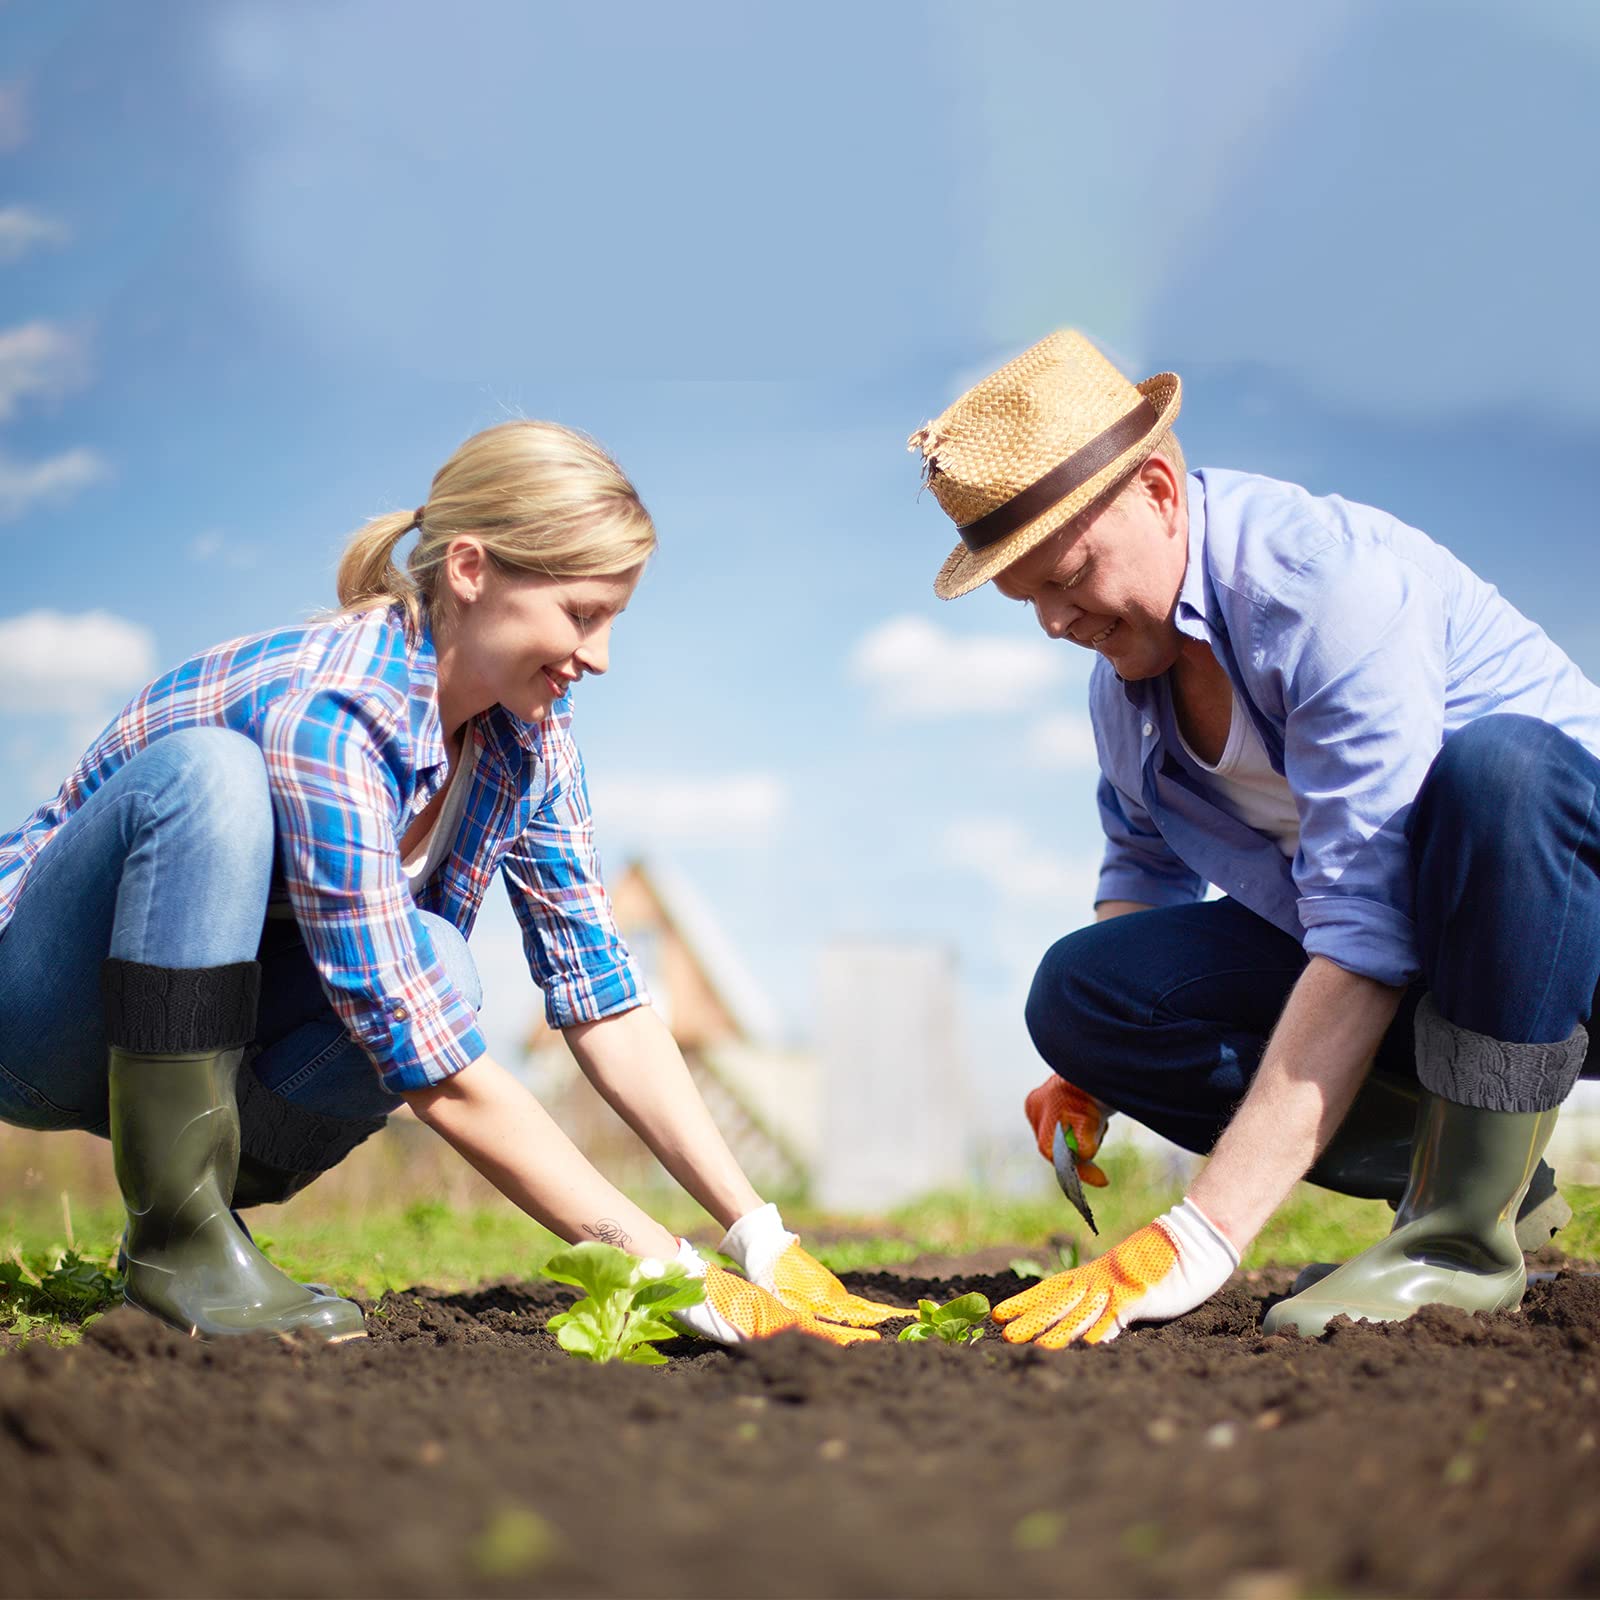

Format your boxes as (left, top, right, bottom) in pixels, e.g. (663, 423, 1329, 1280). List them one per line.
(1142, 721, 1154, 737)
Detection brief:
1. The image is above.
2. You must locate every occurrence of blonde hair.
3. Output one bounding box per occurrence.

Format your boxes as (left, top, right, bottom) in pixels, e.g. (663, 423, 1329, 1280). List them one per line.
(335, 420, 656, 636)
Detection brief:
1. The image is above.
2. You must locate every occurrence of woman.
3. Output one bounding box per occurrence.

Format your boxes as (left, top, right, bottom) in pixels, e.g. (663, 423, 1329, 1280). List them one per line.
(0, 420, 903, 1344)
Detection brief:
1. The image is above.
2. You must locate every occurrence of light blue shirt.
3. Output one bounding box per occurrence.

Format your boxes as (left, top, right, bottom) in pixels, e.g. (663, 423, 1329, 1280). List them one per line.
(1092, 468, 1600, 986)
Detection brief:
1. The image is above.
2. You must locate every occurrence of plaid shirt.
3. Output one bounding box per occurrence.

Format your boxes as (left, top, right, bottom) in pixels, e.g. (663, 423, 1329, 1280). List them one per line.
(0, 606, 645, 1091)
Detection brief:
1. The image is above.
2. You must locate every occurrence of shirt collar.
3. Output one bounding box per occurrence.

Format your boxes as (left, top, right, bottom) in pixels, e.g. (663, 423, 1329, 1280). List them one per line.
(406, 616, 448, 776)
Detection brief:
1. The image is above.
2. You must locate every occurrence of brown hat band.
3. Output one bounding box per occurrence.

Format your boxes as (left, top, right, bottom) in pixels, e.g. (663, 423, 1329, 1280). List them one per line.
(956, 398, 1159, 552)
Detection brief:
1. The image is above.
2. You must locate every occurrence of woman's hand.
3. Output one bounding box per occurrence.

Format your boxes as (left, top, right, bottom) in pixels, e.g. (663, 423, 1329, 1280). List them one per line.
(670, 1240, 878, 1347)
(719, 1203, 911, 1328)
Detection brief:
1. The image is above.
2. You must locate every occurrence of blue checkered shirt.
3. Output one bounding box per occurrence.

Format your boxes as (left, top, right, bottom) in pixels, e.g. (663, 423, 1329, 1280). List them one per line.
(0, 606, 646, 1091)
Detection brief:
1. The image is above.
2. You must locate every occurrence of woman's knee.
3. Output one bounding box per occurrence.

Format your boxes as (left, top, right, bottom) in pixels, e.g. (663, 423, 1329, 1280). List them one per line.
(134, 729, 274, 865)
(418, 912, 482, 1012)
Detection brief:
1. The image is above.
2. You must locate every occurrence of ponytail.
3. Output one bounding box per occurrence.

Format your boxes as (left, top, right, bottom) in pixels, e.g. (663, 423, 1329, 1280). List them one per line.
(334, 505, 427, 636)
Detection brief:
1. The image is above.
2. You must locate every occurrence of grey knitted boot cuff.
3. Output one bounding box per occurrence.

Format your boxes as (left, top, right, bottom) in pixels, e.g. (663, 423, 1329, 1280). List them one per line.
(1415, 994, 1587, 1113)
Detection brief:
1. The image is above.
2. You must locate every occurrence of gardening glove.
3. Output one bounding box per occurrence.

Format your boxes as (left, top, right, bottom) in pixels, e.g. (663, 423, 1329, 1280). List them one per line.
(719, 1202, 909, 1327)
(1025, 1075, 1111, 1187)
(992, 1199, 1239, 1348)
(668, 1239, 878, 1347)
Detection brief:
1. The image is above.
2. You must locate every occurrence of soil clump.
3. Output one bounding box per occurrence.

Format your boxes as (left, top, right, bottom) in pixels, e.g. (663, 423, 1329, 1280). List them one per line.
(2, 1260, 1598, 1597)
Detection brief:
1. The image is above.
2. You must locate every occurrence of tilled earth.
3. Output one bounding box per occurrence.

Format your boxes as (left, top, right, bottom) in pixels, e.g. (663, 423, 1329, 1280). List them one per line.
(3, 1256, 1599, 1599)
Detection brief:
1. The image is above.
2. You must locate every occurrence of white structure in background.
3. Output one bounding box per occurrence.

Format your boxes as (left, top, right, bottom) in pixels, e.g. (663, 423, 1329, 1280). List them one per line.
(1550, 1080, 1600, 1184)
(815, 940, 973, 1210)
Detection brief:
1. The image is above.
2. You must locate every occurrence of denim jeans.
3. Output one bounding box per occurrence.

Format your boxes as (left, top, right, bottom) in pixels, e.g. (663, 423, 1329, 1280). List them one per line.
(1026, 714, 1600, 1151)
(0, 727, 481, 1140)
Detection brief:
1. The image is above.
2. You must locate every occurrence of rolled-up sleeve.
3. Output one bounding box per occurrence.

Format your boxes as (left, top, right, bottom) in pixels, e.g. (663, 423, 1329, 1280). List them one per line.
(1096, 773, 1207, 909)
(500, 720, 647, 1029)
(260, 688, 487, 1092)
(1266, 543, 1448, 986)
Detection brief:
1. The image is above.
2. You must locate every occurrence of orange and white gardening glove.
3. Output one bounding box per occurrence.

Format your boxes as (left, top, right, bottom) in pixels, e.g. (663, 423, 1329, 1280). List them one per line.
(1025, 1075, 1112, 1188)
(720, 1203, 909, 1328)
(992, 1200, 1239, 1347)
(669, 1239, 878, 1347)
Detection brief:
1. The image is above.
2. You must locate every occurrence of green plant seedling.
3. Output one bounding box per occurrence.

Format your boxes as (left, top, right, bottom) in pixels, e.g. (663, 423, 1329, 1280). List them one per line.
(1009, 1239, 1080, 1282)
(897, 1291, 991, 1346)
(541, 1242, 705, 1365)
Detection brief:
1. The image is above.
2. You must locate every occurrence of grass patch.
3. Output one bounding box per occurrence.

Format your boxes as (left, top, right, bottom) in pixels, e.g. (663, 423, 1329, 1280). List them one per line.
(1, 1244, 123, 1345)
(4, 1166, 1594, 1336)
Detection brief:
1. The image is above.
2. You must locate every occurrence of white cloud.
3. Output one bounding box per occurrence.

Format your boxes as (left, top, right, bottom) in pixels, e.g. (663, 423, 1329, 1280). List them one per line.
(0, 448, 111, 522)
(0, 206, 69, 265)
(851, 614, 1085, 719)
(589, 771, 788, 847)
(0, 321, 91, 421)
(941, 815, 1101, 910)
(1027, 711, 1098, 771)
(0, 610, 158, 714)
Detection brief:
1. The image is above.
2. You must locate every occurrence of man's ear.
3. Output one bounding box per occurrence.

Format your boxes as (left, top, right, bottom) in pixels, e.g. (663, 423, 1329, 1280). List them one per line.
(1137, 453, 1183, 530)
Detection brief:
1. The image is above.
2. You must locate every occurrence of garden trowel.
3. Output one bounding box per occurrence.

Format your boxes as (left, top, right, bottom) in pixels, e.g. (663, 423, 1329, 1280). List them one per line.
(1052, 1123, 1099, 1236)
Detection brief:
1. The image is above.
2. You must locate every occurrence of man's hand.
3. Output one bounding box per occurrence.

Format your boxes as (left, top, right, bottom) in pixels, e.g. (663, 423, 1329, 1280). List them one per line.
(670, 1242, 878, 1347)
(991, 1200, 1238, 1347)
(720, 1203, 909, 1327)
(1025, 1076, 1111, 1187)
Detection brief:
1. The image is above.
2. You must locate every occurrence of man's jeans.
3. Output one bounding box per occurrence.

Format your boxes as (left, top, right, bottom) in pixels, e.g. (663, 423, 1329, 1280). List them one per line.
(0, 728, 481, 1141)
(1026, 714, 1600, 1154)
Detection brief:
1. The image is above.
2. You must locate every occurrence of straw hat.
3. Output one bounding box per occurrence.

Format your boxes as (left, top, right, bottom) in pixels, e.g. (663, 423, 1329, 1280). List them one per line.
(909, 330, 1182, 600)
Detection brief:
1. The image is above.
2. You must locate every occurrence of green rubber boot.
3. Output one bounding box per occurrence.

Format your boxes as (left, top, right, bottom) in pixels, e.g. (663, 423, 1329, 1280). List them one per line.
(1288, 1068, 1568, 1297)
(106, 959, 365, 1342)
(1263, 1089, 1559, 1338)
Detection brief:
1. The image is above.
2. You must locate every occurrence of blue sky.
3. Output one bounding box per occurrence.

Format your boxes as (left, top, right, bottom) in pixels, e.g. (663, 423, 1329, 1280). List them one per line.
(2, 0, 1598, 1149)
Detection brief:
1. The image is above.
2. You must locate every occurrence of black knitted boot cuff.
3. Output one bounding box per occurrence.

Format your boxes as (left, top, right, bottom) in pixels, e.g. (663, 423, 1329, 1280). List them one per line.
(101, 960, 261, 1053)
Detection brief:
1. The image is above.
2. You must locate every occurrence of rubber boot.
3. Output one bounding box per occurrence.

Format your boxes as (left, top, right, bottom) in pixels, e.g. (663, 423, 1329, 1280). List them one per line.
(106, 959, 365, 1342)
(1263, 1089, 1558, 1337)
(116, 1206, 338, 1300)
(1287, 1158, 1570, 1296)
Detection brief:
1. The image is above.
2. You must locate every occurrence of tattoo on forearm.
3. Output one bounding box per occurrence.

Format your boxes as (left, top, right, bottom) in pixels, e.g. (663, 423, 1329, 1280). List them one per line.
(582, 1218, 632, 1249)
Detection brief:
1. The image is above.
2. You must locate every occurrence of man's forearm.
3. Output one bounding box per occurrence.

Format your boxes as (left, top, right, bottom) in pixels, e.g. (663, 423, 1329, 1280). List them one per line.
(401, 1052, 680, 1259)
(564, 1005, 763, 1230)
(1188, 956, 1405, 1252)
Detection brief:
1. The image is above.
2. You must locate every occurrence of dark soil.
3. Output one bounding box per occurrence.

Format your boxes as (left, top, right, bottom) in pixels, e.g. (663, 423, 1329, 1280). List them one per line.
(3, 1258, 1600, 1599)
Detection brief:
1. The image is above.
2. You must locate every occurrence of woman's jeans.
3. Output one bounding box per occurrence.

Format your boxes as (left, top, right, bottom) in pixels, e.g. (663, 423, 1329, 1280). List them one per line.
(0, 728, 481, 1148)
(1026, 714, 1600, 1156)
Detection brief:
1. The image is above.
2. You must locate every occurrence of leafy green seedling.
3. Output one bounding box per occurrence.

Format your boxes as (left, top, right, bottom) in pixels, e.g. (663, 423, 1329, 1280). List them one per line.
(897, 1291, 991, 1346)
(1008, 1240, 1081, 1281)
(542, 1242, 705, 1365)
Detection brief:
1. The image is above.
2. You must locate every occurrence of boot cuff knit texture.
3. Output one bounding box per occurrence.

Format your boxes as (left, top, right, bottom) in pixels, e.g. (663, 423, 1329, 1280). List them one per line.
(101, 960, 261, 1053)
(1415, 995, 1586, 1113)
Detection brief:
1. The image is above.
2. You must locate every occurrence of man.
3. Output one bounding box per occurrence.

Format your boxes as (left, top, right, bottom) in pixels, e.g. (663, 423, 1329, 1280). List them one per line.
(908, 329, 1600, 1344)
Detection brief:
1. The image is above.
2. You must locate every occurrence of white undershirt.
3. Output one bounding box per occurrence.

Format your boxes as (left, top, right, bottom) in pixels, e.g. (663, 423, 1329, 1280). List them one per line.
(1175, 688, 1301, 858)
(402, 735, 479, 898)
